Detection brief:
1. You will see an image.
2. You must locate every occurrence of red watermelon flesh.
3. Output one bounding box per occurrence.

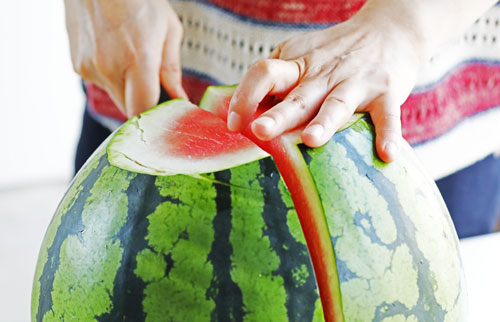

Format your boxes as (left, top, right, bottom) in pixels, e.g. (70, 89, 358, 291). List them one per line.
(107, 99, 269, 176)
(166, 107, 255, 159)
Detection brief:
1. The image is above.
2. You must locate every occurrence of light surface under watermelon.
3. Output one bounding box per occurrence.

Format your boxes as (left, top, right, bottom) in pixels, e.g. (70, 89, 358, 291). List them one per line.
(31, 87, 467, 322)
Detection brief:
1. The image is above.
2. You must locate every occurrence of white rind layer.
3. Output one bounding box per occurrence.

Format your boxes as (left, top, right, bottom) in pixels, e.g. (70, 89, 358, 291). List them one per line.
(107, 99, 269, 176)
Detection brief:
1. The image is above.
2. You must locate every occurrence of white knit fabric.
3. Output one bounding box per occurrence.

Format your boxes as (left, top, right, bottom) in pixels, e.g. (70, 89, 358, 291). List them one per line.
(172, 1, 500, 86)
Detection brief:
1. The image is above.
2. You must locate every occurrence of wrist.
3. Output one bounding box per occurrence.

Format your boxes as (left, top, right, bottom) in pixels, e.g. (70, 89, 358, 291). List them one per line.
(357, 0, 499, 63)
(354, 0, 437, 65)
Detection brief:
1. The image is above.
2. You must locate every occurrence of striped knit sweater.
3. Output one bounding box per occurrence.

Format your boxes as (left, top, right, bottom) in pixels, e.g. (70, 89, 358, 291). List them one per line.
(86, 0, 500, 180)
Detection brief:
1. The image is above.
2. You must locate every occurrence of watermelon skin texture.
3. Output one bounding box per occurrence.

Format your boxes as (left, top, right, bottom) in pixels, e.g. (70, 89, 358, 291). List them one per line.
(31, 117, 466, 322)
(31, 143, 324, 322)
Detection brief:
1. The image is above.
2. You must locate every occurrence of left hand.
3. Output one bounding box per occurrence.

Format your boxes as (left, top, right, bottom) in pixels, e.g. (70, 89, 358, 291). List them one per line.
(226, 5, 428, 162)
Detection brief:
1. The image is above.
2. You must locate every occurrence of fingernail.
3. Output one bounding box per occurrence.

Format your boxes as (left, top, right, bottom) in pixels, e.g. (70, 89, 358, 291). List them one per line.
(303, 124, 324, 139)
(253, 116, 275, 129)
(227, 111, 241, 131)
(384, 141, 399, 158)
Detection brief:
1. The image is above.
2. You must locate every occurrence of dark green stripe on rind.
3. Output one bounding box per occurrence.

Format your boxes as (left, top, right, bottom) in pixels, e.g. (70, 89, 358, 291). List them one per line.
(39, 156, 136, 321)
(35, 153, 108, 321)
(257, 157, 320, 322)
(276, 181, 325, 322)
(97, 173, 170, 321)
(228, 159, 323, 322)
(31, 152, 101, 321)
(207, 169, 245, 322)
(228, 161, 285, 321)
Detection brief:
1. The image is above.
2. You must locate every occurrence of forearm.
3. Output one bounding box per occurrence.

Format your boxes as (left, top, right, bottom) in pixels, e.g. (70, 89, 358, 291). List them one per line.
(358, 0, 499, 61)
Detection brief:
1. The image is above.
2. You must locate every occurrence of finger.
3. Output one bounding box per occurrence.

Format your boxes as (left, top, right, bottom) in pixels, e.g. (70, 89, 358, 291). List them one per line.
(102, 80, 126, 114)
(368, 95, 402, 163)
(269, 43, 282, 59)
(160, 13, 187, 99)
(251, 79, 328, 140)
(88, 71, 127, 115)
(301, 78, 366, 147)
(83, 58, 129, 115)
(124, 63, 161, 118)
(227, 59, 301, 132)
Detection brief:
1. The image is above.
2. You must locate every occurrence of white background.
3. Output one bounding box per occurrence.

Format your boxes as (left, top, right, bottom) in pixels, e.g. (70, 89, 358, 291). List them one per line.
(0, 1, 498, 321)
(0, 0, 83, 189)
(0, 0, 83, 320)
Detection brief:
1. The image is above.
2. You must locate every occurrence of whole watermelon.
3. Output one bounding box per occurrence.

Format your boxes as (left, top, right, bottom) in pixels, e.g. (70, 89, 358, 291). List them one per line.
(31, 87, 467, 322)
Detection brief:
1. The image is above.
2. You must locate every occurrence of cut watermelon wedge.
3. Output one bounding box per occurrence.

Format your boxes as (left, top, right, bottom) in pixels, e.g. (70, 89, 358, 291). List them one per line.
(108, 99, 269, 176)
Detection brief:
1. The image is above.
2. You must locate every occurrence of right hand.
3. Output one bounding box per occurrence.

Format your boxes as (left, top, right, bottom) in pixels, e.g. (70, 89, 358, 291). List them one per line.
(64, 0, 187, 118)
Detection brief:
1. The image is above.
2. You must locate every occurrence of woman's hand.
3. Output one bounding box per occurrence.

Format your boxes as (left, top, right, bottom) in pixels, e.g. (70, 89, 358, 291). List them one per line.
(227, 0, 498, 162)
(227, 4, 429, 162)
(65, 0, 187, 118)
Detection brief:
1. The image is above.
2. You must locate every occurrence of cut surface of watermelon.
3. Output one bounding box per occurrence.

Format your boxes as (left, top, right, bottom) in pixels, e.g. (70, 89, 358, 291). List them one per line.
(107, 99, 268, 176)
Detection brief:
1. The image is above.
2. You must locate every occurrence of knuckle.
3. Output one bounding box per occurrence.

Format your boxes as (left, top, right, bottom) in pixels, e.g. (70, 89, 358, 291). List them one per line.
(379, 71, 392, 91)
(293, 57, 306, 77)
(270, 43, 283, 57)
(285, 94, 307, 111)
(383, 110, 402, 121)
(94, 54, 117, 79)
(326, 72, 340, 89)
(323, 95, 348, 108)
(72, 61, 85, 76)
(364, 64, 392, 90)
(96, 64, 115, 81)
(77, 64, 92, 80)
(323, 95, 352, 116)
(72, 56, 94, 80)
(171, 18, 184, 35)
(252, 59, 275, 77)
(379, 114, 402, 133)
(161, 62, 182, 74)
(266, 109, 286, 126)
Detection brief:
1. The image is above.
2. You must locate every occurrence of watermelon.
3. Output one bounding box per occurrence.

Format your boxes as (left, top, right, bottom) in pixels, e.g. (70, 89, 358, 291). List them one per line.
(31, 86, 467, 322)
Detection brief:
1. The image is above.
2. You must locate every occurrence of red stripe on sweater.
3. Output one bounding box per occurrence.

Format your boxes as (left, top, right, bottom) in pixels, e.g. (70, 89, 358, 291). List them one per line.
(86, 83, 128, 122)
(402, 63, 500, 144)
(183, 74, 216, 105)
(203, 0, 365, 24)
(86, 75, 215, 123)
(87, 63, 500, 145)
